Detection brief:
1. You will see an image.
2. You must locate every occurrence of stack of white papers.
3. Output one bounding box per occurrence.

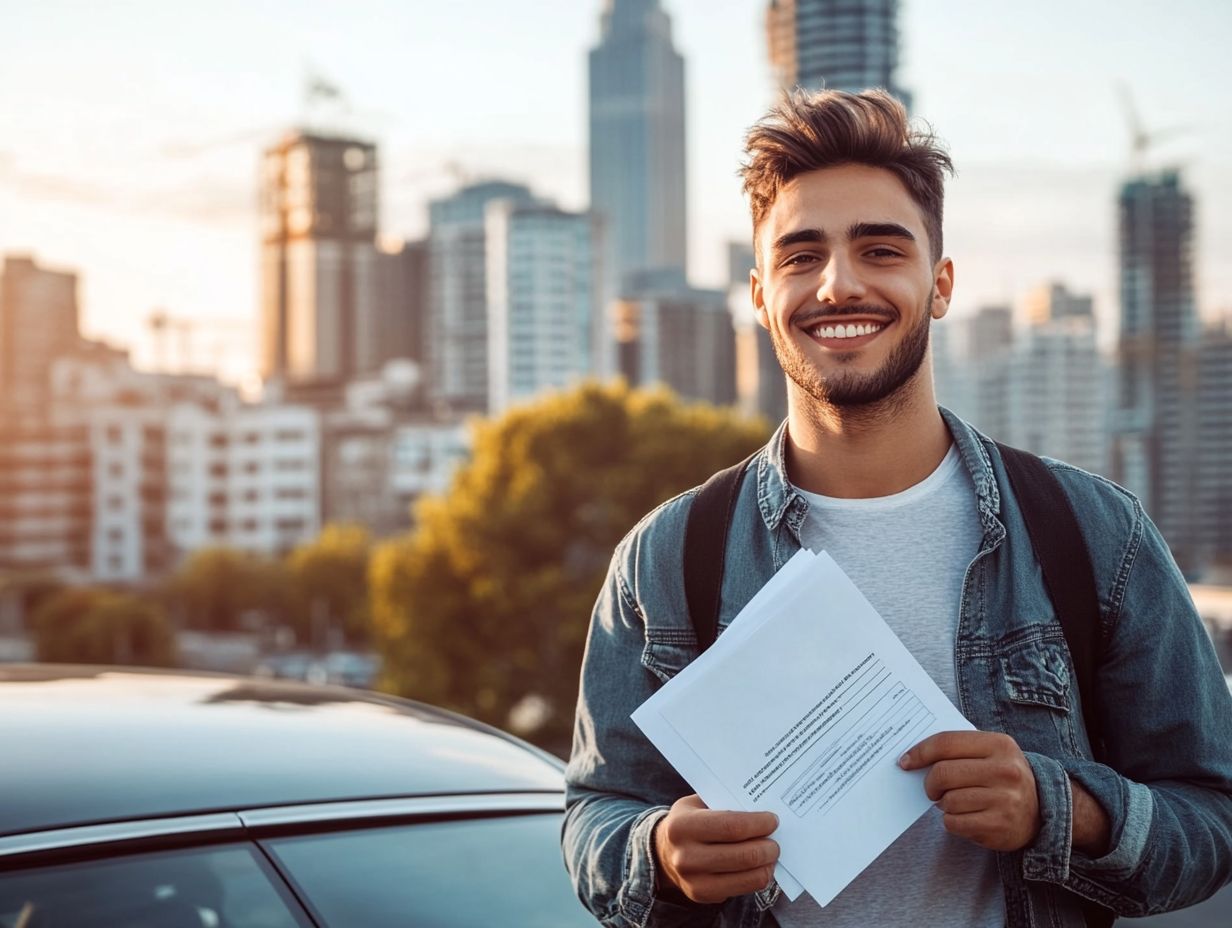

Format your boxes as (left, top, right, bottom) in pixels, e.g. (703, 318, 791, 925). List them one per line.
(632, 549, 973, 906)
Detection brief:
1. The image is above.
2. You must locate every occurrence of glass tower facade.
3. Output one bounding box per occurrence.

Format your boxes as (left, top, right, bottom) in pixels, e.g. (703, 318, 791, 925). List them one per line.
(1112, 170, 1199, 568)
(588, 0, 688, 301)
(766, 0, 911, 109)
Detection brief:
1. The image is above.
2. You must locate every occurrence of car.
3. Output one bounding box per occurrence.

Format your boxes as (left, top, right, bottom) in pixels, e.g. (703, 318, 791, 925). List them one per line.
(0, 665, 594, 927)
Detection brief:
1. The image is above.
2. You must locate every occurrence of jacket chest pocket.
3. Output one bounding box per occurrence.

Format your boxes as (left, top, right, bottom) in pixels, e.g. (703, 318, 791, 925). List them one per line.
(641, 630, 699, 685)
(995, 630, 1081, 756)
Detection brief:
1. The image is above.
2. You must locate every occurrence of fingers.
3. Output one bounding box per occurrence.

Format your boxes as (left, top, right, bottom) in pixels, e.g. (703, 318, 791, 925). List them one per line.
(899, 730, 1016, 769)
(685, 837, 780, 875)
(940, 809, 1034, 851)
(933, 786, 998, 815)
(655, 796, 782, 905)
(924, 753, 1035, 800)
(664, 799, 779, 845)
(683, 865, 778, 904)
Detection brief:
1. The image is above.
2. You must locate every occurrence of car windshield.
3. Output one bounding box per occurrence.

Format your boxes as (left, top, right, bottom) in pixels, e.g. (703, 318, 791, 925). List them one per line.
(262, 813, 593, 927)
(0, 844, 310, 928)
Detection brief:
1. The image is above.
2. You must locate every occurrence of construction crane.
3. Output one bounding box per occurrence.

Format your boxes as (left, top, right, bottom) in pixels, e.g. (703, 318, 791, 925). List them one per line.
(146, 310, 250, 373)
(1117, 83, 1190, 174)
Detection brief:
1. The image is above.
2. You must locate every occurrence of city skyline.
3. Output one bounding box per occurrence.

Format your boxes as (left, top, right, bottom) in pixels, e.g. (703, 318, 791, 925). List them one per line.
(2, 0, 1231, 384)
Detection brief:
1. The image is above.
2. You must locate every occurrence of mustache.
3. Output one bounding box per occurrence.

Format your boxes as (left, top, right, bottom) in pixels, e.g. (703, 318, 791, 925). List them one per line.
(792, 304, 898, 327)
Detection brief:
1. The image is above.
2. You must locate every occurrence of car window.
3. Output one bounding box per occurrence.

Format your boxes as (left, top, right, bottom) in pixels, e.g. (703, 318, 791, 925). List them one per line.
(263, 813, 593, 927)
(0, 843, 311, 928)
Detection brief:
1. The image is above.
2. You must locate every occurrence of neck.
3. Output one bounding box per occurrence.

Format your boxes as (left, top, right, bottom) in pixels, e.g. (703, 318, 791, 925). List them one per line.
(784, 377, 951, 499)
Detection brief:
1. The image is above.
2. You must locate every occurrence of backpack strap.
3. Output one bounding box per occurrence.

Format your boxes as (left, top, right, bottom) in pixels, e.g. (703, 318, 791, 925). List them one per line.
(995, 442, 1115, 928)
(683, 453, 756, 650)
(994, 442, 1104, 758)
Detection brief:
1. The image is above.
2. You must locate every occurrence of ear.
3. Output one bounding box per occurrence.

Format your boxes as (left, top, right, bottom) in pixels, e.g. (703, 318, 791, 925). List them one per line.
(930, 258, 955, 319)
(751, 267, 770, 331)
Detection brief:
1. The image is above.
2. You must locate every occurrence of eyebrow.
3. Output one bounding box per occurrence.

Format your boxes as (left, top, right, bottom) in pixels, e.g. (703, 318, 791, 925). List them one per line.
(847, 222, 916, 243)
(770, 221, 916, 256)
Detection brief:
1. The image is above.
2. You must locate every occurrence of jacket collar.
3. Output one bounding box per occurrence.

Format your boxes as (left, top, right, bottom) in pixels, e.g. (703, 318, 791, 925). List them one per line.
(755, 406, 1005, 543)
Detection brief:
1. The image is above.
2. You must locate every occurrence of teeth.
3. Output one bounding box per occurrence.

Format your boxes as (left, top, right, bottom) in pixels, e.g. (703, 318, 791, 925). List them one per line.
(810, 322, 883, 339)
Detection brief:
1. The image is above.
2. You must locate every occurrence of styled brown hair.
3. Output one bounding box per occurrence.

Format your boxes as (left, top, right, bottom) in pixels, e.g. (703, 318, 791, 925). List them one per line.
(741, 89, 954, 264)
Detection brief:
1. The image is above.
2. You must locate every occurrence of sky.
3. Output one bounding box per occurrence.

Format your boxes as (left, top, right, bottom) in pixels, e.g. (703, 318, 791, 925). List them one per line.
(2, 0, 1230, 383)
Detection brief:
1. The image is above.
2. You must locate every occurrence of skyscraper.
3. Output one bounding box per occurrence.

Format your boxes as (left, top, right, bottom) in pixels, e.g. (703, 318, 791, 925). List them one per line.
(1009, 283, 1108, 476)
(0, 254, 81, 413)
(259, 131, 379, 390)
(614, 283, 736, 408)
(370, 239, 429, 377)
(1111, 169, 1198, 567)
(485, 200, 601, 414)
(1196, 320, 1232, 571)
(589, 0, 688, 300)
(428, 181, 536, 413)
(766, 0, 911, 108)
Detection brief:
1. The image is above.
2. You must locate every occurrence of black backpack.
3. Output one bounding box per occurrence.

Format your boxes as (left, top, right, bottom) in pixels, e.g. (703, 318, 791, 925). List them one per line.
(682, 441, 1114, 928)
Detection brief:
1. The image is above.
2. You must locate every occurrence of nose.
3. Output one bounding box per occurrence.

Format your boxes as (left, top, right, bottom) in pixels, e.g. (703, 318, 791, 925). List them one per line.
(815, 253, 867, 306)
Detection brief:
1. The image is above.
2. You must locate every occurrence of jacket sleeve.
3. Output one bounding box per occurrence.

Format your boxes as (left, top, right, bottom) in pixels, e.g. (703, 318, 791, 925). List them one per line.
(1021, 493, 1232, 916)
(562, 547, 723, 928)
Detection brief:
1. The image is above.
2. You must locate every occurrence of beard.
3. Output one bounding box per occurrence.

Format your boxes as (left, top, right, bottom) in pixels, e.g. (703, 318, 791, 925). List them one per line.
(770, 298, 932, 410)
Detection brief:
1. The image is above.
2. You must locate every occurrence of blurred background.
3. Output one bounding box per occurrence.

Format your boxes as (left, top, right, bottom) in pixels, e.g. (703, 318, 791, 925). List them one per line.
(1, 0, 1230, 766)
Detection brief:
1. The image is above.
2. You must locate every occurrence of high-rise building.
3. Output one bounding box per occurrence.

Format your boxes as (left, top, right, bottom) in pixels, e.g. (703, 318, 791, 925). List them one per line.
(1111, 169, 1198, 568)
(964, 304, 1015, 442)
(259, 131, 379, 390)
(485, 200, 601, 414)
(766, 0, 911, 108)
(368, 238, 429, 376)
(589, 0, 688, 300)
(1008, 283, 1108, 476)
(1196, 320, 1232, 572)
(614, 284, 736, 407)
(727, 242, 787, 422)
(0, 254, 81, 413)
(428, 181, 536, 413)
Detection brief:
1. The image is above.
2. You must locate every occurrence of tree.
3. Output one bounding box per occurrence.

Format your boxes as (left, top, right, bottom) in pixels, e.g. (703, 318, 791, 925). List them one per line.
(287, 523, 373, 647)
(33, 589, 176, 667)
(164, 547, 292, 633)
(370, 381, 770, 752)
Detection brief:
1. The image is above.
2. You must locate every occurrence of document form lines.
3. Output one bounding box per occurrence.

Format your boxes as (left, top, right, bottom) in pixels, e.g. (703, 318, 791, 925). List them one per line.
(745, 662, 891, 801)
(780, 672, 935, 818)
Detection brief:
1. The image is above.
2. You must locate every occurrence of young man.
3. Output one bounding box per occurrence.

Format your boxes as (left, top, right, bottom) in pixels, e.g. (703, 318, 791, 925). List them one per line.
(562, 90, 1232, 927)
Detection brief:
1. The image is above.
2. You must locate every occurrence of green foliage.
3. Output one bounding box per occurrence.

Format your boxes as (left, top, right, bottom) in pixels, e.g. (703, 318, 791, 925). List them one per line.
(370, 381, 770, 751)
(164, 547, 292, 633)
(287, 523, 373, 646)
(33, 588, 175, 667)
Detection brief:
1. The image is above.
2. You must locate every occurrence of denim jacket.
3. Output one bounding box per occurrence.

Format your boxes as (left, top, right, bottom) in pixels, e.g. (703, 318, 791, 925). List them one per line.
(563, 409, 1232, 928)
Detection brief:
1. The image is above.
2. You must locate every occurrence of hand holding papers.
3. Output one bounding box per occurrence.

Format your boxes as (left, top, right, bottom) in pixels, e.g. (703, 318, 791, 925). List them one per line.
(632, 549, 974, 907)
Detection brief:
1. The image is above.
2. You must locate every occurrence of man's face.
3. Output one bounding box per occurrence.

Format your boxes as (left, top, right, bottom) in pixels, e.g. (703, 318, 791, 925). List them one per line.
(750, 163, 953, 411)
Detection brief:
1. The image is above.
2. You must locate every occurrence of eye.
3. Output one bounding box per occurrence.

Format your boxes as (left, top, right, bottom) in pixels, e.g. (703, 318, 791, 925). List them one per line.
(865, 247, 902, 259)
(781, 252, 818, 268)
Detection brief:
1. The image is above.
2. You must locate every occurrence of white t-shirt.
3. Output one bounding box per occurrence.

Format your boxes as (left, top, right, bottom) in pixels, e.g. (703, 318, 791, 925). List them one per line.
(771, 444, 1004, 928)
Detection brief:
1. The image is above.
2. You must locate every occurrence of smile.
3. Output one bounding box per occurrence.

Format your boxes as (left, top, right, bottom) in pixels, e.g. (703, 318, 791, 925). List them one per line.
(809, 322, 884, 339)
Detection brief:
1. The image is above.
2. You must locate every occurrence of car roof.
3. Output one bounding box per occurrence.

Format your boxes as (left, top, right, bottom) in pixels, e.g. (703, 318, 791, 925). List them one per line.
(0, 665, 565, 837)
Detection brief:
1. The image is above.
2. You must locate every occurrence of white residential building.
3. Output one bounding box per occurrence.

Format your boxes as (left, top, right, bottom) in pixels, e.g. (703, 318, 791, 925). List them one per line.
(321, 363, 468, 536)
(166, 402, 321, 559)
(486, 200, 600, 414)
